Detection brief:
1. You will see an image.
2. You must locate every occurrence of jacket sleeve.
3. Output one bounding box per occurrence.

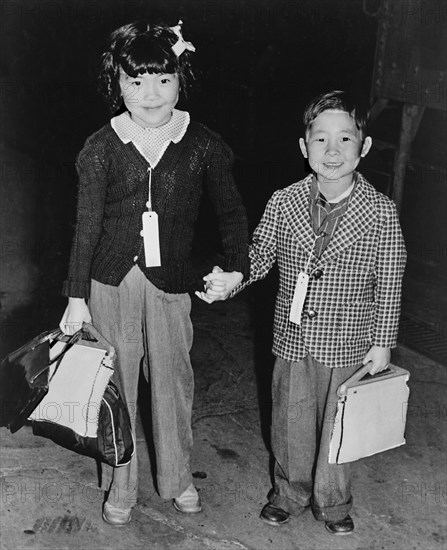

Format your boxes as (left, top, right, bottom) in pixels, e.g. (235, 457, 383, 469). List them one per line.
(372, 201, 407, 347)
(231, 189, 281, 296)
(204, 136, 250, 278)
(62, 141, 108, 299)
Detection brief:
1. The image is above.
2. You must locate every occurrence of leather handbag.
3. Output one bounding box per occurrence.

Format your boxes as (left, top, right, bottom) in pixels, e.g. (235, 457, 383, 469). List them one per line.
(29, 324, 134, 467)
(0, 328, 80, 433)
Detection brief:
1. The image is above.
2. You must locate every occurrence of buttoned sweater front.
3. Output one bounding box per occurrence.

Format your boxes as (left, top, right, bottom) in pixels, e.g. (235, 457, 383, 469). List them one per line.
(62, 120, 249, 298)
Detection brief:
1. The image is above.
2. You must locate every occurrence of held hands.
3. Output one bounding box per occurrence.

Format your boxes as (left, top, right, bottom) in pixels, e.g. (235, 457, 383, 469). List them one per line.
(59, 297, 92, 335)
(363, 345, 391, 375)
(195, 266, 243, 304)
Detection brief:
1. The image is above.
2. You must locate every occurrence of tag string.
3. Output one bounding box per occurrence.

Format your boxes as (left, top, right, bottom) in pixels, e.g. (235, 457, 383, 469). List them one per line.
(147, 167, 153, 211)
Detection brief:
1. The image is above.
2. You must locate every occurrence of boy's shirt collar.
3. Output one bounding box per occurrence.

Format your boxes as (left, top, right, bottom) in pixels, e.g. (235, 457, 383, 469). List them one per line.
(309, 173, 359, 258)
(324, 180, 356, 204)
(314, 172, 359, 204)
(111, 109, 190, 167)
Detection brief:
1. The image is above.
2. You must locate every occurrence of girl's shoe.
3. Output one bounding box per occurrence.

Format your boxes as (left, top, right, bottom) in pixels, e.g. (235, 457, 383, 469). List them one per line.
(173, 483, 202, 513)
(102, 501, 132, 526)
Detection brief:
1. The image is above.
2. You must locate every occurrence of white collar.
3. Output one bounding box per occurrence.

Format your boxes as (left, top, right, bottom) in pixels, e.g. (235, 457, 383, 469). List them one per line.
(111, 109, 190, 166)
(318, 180, 356, 204)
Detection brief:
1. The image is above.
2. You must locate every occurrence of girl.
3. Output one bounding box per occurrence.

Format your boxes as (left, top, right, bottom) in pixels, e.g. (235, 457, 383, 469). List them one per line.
(59, 20, 249, 526)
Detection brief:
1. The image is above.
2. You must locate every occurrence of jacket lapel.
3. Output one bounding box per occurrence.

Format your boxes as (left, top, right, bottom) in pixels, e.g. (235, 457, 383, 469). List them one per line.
(280, 175, 315, 253)
(320, 176, 375, 264)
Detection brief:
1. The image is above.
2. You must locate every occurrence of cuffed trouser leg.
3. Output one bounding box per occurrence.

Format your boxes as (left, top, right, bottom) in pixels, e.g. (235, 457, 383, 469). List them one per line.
(269, 355, 358, 522)
(90, 268, 143, 510)
(142, 275, 194, 499)
(89, 266, 194, 507)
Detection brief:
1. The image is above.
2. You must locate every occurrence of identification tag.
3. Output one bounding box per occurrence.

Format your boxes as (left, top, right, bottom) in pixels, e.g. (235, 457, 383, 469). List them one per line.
(289, 272, 309, 325)
(140, 211, 161, 267)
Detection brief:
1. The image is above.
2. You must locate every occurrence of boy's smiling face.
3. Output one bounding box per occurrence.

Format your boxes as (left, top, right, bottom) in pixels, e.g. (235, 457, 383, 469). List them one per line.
(299, 109, 372, 189)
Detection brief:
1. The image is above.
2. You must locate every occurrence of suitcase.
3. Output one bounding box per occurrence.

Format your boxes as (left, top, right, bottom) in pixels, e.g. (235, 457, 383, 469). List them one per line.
(328, 363, 410, 464)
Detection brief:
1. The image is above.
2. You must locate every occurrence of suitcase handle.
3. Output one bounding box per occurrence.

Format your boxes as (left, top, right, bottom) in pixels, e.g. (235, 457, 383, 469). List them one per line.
(337, 363, 399, 397)
(337, 362, 376, 398)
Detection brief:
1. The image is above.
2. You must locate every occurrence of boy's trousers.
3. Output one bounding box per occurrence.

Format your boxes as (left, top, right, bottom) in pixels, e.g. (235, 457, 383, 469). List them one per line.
(269, 355, 359, 522)
(89, 266, 194, 508)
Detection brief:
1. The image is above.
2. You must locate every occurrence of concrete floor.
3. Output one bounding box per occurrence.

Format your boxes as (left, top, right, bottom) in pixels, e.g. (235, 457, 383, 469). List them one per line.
(1, 293, 446, 550)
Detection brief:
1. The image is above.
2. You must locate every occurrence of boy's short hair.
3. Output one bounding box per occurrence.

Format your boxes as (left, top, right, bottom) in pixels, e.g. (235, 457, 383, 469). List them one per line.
(99, 20, 195, 112)
(303, 90, 370, 138)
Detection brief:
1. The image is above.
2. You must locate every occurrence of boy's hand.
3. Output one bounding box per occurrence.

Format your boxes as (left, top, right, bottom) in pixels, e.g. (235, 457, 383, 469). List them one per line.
(195, 266, 243, 304)
(362, 345, 391, 375)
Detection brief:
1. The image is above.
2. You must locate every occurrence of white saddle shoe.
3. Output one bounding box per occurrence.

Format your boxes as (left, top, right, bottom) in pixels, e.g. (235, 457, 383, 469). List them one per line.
(102, 501, 132, 526)
(173, 483, 202, 513)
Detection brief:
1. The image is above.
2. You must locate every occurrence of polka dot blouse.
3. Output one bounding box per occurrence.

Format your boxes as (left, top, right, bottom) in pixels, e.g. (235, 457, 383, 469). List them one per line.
(111, 109, 190, 167)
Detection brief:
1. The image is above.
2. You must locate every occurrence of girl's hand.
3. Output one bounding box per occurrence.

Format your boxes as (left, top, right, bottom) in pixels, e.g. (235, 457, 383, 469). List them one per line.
(59, 297, 92, 335)
(195, 266, 243, 303)
(362, 345, 391, 375)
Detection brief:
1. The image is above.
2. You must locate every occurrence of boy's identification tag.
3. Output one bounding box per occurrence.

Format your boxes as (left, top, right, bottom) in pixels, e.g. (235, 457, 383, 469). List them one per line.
(140, 211, 161, 267)
(289, 272, 309, 325)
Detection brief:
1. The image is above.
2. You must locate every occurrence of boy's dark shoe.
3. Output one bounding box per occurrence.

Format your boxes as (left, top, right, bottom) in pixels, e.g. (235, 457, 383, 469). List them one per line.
(324, 514, 354, 535)
(260, 503, 291, 526)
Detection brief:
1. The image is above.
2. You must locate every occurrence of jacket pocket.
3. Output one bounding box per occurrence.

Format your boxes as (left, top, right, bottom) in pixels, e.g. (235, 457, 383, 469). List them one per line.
(339, 302, 375, 343)
(273, 294, 290, 340)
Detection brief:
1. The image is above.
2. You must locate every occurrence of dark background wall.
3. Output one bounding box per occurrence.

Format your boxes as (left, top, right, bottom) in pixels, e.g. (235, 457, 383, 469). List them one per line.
(2, 0, 379, 197)
(0, 0, 446, 362)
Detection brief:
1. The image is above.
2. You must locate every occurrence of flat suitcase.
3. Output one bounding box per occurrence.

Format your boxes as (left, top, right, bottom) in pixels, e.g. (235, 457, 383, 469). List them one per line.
(328, 363, 410, 464)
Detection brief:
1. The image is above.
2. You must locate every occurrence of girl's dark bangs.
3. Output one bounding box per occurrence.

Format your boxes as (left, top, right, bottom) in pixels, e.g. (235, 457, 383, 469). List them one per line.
(119, 40, 178, 77)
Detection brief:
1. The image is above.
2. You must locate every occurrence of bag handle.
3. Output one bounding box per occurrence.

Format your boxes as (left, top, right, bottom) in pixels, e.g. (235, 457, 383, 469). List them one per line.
(49, 331, 83, 365)
(29, 324, 115, 385)
(29, 330, 83, 384)
(23, 328, 62, 353)
(337, 362, 372, 398)
(337, 362, 398, 397)
(81, 323, 116, 360)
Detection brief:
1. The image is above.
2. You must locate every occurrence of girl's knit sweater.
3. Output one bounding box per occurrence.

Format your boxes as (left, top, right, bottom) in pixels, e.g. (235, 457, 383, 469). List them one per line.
(63, 120, 249, 298)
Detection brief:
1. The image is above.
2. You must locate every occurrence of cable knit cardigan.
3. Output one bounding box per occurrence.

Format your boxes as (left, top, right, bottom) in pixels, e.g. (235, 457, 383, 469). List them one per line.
(62, 120, 249, 298)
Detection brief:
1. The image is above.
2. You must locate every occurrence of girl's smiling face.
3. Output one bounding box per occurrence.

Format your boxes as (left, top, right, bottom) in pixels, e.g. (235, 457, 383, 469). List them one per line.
(299, 110, 371, 187)
(119, 70, 180, 128)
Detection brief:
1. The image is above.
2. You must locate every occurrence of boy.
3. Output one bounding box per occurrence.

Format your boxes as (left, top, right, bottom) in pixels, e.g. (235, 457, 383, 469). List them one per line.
(197, 90, 406, 535)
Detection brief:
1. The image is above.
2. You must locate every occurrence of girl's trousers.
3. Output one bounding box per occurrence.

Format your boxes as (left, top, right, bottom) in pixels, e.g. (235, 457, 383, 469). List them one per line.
(89, 266, 194, 509)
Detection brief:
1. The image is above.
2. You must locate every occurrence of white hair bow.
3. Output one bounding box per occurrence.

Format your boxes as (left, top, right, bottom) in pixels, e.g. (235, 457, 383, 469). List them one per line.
(170, 20, 196, 56)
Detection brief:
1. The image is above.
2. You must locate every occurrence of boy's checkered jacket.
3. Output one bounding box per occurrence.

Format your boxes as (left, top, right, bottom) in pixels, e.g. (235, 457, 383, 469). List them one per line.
(235, 173, 407, 368)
